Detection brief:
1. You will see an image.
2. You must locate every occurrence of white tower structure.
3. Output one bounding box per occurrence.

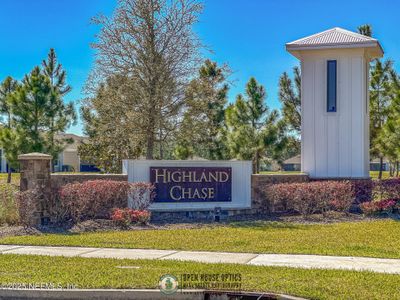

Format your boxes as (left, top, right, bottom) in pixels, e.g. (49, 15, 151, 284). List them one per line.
(286, 27, 383, 178)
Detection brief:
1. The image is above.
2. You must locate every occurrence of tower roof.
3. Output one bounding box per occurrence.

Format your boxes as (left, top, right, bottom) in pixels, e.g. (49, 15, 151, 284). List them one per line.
(286, 27, 383, 58)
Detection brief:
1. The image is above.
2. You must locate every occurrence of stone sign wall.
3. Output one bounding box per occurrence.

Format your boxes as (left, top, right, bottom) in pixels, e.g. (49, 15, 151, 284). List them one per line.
(123, 160, 252, 211)
(18, 153, 311, 224)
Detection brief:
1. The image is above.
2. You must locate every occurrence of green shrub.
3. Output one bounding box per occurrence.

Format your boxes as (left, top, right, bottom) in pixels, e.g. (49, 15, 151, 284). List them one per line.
(0, 183, 19, 225)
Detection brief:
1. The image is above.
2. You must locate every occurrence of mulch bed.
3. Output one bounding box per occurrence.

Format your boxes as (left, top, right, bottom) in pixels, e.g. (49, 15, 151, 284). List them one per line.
(0, 212, 392, 239)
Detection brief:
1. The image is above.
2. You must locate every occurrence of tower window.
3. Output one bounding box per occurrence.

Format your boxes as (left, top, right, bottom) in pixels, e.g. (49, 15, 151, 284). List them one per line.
(327, 60, 337, 112)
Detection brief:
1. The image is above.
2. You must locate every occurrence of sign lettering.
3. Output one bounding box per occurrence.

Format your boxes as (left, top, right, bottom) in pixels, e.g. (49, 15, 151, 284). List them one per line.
(150, 167, 232, 202)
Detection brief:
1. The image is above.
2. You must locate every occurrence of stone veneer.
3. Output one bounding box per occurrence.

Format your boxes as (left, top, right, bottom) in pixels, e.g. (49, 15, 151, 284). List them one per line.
(19, 153, 52, 192)
(18, 153, 53, 225)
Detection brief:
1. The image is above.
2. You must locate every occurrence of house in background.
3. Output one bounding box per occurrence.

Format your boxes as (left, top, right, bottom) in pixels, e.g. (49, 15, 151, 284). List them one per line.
(0, 133, 100, 173)
(283, 155, 391, 172)
(0, 149, 7, 173)
(370, 158, 390, 172)
(282, 154, 301, 171)
(54, 133, 100, 172)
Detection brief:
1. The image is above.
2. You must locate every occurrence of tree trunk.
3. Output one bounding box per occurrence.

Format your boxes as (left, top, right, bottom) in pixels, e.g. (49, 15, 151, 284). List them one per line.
(146, 134, 154, 160)
(253, 151, 260, 174)
(397, 161, 399, 177)
(378, 156, 383, 179)
(7, 168, 11, 184)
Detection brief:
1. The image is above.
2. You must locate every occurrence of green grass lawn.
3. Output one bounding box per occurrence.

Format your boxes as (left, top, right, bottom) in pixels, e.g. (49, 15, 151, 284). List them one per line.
(0, 254, 397, 300)
(0, 173, 20, 185)
(2, 219, 400, 259)
(369, 171, 391, 179)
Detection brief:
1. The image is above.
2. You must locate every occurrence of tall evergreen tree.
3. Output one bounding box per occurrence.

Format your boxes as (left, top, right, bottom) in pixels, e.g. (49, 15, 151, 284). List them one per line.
(379, 70, 400, 176)
(0, 77, 18, 128)
(10, 67, 52, 152)
(369, 59, 393, 179)
(79, 75, 143, 173)
(0, 76, 20, 183)
(278, 66, 301, 134)
(175, 60, 229, 159)
(357, 24, 394, 179)
(226, 78, 287, 173)
(42, 49, 76, 166)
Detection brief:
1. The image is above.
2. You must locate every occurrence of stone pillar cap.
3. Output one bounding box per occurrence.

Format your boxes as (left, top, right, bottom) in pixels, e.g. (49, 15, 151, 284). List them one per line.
(18, 153, 52, 160)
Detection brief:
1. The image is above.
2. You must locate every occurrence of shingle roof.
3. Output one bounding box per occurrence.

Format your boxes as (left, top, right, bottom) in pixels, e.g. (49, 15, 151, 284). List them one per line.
(286, 27, 383, 55)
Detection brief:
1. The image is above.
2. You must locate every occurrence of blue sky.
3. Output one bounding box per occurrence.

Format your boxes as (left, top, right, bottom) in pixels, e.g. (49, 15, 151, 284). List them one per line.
(0, 0, 399, 135)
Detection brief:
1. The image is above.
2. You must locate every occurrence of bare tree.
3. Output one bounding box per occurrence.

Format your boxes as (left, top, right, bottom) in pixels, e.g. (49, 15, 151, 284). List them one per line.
(89, 0, 203, 159)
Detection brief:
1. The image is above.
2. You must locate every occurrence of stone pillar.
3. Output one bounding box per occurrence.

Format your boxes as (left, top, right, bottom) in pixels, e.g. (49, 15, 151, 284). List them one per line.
(18, 153, 52, 191)
(18, 153, 52, 225)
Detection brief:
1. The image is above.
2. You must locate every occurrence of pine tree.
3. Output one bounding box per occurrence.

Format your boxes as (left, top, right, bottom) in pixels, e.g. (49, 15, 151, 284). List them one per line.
(357, 24, 394, 179)
(41, 49, 76, 167)
(10, 67, 51, 152)
(175, 60, 229, 159)
(0, 76, 20, 183)
(278, 66, 301, 134)
(0, 77, 18, 128)
(369, 59, 393, 179)
(226, 78, 287, 173)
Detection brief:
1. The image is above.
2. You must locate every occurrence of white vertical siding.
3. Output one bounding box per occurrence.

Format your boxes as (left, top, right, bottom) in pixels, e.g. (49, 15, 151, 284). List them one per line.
(301, 58, 316, 177)
(338, 57, 352, 177)
(301, 49, 370, 178)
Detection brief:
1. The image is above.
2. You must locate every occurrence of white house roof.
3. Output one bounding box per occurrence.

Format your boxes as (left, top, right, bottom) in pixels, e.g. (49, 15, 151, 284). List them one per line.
(286, 27, 383, 57)
(283, 154, 301, 165)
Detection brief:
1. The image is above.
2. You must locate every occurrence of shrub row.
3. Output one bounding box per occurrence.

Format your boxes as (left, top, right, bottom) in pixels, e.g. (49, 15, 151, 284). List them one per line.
(59, 180, 155, 223)
(360, 199, 400, 215)
(265, 181, 354, 216)
(265, 178, 400, 217)
(15, 180, 155, 226)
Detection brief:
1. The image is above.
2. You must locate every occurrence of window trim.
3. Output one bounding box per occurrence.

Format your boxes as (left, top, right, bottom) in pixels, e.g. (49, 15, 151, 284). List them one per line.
(327, 60, 337, 112)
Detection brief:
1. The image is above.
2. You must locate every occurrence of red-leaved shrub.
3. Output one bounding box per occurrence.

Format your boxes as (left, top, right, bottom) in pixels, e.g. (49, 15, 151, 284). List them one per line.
(266, 181, 354, 216)
(374, 178, 400, 201)
(360, 199, 398, 215)
(352, 180, 374, 204)
(111, 208, 151, 227)
(59, 180, 155, 223)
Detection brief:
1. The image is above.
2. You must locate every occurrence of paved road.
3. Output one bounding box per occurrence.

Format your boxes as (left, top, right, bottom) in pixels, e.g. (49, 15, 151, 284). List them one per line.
(1, 244, 400, 274)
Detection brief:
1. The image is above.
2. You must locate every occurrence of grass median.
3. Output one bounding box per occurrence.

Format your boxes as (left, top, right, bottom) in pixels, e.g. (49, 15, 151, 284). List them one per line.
(0, 254, 398, 300)
(1, 219, 400, 259)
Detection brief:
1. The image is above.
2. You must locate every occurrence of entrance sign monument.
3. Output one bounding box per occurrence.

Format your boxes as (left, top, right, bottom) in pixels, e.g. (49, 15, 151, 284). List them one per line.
(123, 160, 251, 211)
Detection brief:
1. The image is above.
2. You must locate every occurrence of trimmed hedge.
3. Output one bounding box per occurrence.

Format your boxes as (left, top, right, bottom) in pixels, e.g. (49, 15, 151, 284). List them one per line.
(59, 180, 155, 223)
(264, 178, 400, 216)
(266, 181, 353, 216)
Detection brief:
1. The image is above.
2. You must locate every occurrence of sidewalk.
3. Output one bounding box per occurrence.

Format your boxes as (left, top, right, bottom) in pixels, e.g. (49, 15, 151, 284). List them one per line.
(1, 244, 400, 274)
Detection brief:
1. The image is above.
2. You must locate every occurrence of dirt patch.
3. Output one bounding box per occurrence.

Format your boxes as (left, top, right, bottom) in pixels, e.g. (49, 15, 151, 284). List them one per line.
(0, 226, 42, 238)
